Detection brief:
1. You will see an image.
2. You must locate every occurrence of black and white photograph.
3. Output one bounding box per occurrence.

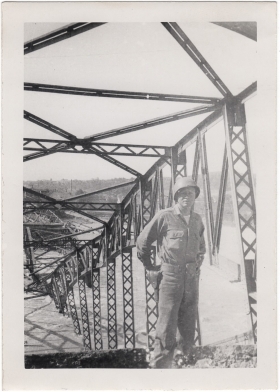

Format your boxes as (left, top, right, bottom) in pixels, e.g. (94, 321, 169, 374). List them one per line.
(2, 2, 277, 390)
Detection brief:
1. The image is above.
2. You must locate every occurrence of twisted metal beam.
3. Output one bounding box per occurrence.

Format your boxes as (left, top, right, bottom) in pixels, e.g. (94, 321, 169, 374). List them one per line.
(23, 186, 107, 226)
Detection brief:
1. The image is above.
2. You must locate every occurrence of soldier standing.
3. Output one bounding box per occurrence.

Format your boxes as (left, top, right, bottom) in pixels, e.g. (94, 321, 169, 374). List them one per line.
(137, 177, 206, 368)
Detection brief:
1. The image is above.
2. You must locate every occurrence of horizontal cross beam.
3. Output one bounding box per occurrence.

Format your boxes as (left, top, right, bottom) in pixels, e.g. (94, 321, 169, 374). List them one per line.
(23, 139, 171, 158)
(23, 113, 141, 176)
(24, 23, 106, 55)
(24, 201, 119, 212)
(24, 82, 221, 105)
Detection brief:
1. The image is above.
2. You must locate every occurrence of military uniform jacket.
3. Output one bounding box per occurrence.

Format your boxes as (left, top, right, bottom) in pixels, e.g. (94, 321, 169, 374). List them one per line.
(137, 204, 206, 266)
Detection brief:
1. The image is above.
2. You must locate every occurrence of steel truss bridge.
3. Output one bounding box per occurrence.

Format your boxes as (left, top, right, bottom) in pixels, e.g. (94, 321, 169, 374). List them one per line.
(24, 22, 257, 352)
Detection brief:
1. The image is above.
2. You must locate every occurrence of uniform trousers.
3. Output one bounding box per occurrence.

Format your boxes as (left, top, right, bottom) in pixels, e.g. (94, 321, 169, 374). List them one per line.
(151, 262, 199, 369)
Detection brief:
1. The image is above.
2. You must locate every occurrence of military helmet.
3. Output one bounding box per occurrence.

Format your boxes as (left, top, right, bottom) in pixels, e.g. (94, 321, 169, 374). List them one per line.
(173, 177, 200, 200)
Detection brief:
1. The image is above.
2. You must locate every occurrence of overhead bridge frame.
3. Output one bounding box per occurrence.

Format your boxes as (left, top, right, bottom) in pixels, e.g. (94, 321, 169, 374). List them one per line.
(24, 22, 257, 351)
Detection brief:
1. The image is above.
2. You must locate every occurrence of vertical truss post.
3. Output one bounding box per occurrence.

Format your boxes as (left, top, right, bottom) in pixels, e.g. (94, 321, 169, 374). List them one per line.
(172, 147, 187, 180)
(144, 247, 158, 349)
(104, 226, 108, 267)
(170, 147, 187, 204)
(52, 276, 62, 312)
(92, 242, 103, 350)
(202, 135, 215, 240)
(122, 203, 133, 247)
(192, 137, 200, 181)
(198, 130, 214, 265)
(25, 227, 35, 274)
(168, 147, 178, 208)
(170, 147, 178, 185)
(139, 178, 144, 231)
(150, 171, 159, 218)
(141, 178, 153, 226)
(64, 260, 81, 335)
(118, 205, 124, 253)
(167, 178, 173, 208)
(213, 147, 228, 257)
(140, 176, 160, 350)
(121, 250, 135, 348)
(107, 260, 118, 349)
(53, 269, 68, 314)
(191, 138, 203, 345)
(92, 268, 102, 350)
(158, 167, 165, 210)
(77, 254, 92, 350)
(132, 194, 137, 242)
(223, 103, 257, 342)
(177, 150, 187, 178)
(59, 266, 69, 316)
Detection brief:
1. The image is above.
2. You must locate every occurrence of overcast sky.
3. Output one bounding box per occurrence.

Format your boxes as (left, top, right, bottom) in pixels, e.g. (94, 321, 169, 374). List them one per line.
(24, 22, 257, 181)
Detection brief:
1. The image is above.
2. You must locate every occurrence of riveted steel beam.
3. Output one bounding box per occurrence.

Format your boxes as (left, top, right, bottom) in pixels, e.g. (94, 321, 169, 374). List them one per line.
(213, 146, 228, 255)
(85, 104, 217, 141)
(25, 82, 221, 105)
(24, 111, 77, 141)
(223, 103, 257, 342)
(23, 139, 171, 158)
(24, 201, 119, 212)
(65, 180, 136, 201)
(24, 23, 106, 55)
(162, 23, 233, 98)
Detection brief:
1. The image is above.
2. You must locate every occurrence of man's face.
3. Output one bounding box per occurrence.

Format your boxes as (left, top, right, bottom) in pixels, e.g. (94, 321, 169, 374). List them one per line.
(177, 187, 196, 210)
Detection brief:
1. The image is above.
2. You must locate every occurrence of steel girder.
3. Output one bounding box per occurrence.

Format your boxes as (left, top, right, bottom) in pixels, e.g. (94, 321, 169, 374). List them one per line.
(223, 103, 257, 342)
(78, 277, 92, 350)
(107, 260, 118, 349)
(24, 110, 77, 140)
(24, 139, 171, 159)
(23, 186, 107, 226)
(197, 131, 214, 265)
(64, 180, 136, 201)
(24, 23, 106, 55)
(85, 105, 218, 142)
(64, 262, 82, 335)
(23, 105, 218, 168)
(25, 82, 221, 105)
(24, 227, 103, 249)
(144, 248, 158, 349)
(24, 201, 119, 213)
(162, 23, 233, 98)
(121, 250, 135, 348)
(92, 256, 103, 350)
(213, 147, 228, 256)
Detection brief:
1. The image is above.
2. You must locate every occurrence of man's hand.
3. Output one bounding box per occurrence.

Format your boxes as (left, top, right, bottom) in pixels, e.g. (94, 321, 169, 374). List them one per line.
(146, 269, 162, 303)
(196, 253, 204, 272)
(145, 263, 161, 271)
